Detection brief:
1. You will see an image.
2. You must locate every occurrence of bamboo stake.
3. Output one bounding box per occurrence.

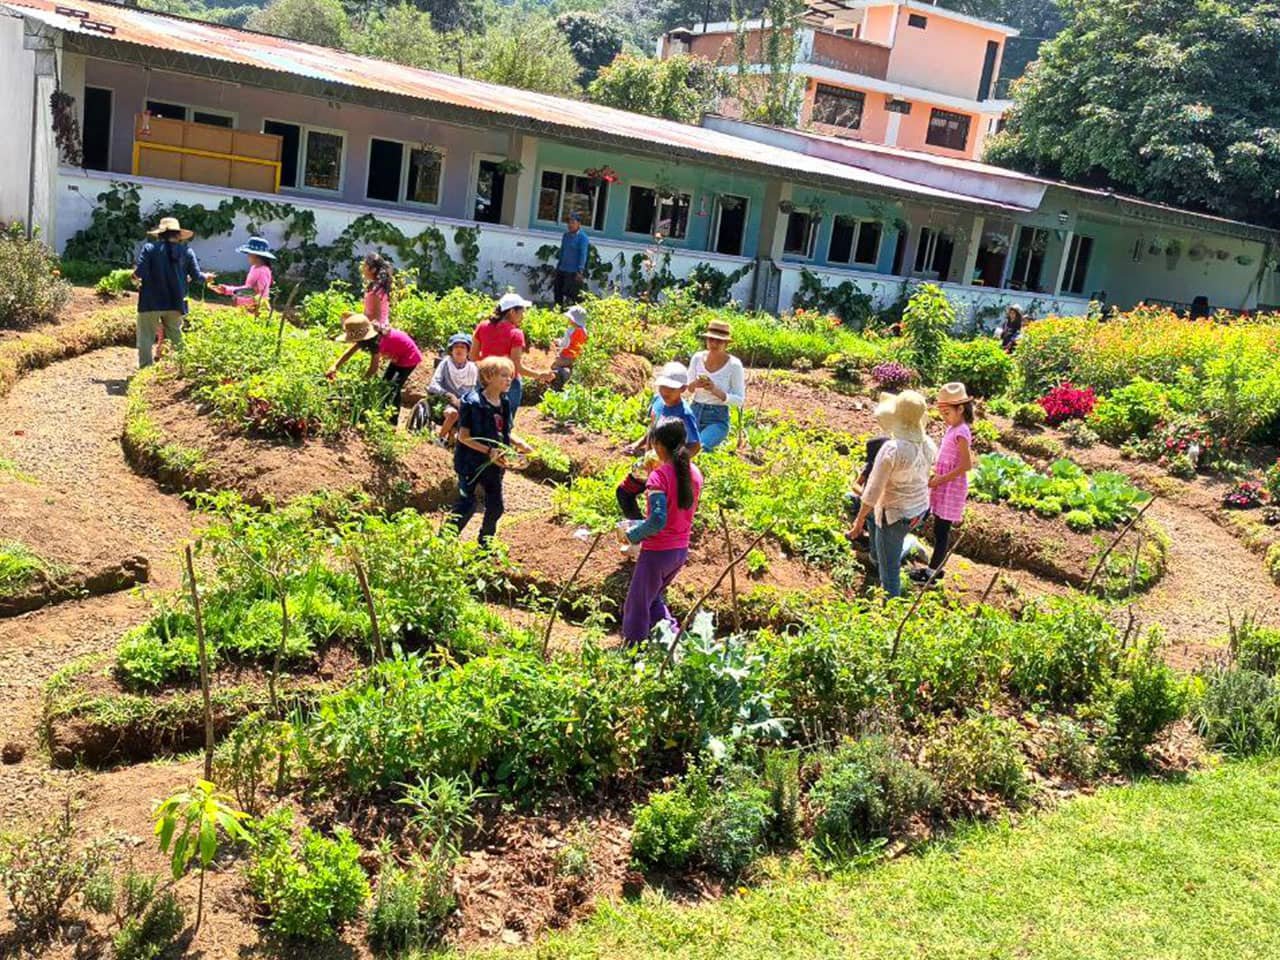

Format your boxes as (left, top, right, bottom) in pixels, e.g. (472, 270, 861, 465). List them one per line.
(890, 531, 964, 663)
(184, 545, 214, 781)
(350, 548, 384, 661)
(719, 506, 742, 636)
(973, 565, 1003, 614)
(542, 530, 606, 660)
(1085, 497, 1157, 595)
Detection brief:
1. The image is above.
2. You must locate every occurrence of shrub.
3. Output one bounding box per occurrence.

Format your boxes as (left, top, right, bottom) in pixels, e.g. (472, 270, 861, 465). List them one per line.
(1267, 458, 1280, 502)
(1087, 379, 1181, 444)
(105, 870, 186, 960)
(0, 805, 112, 936)
(630, 786, 703, 871)
(1223, 482, 1266, 510)
(1039, 717, 1098, 781)
(1102, 643, 1188, 766)
(1194, 666, 1280, 757)
(971, 418, 1000, 453)
(811, 737, 939, 856)
(901, 283, 953, 383)
(698, 782, 772, 877)
(1012, 402, 1047, 429)
(870, 361, 916, 392)
(939, 338, 1014, 398)
(1230, 616, 1280, 677)
(368, 854, 454, 954)
(1006, 598, 1121, 708)
(923, 715, 1030, 806)
(0, 222, 71, 329)
(1062, 420, 1099, 449)
(1037, 382, 1097, 426)
(247, 809, 370, 940)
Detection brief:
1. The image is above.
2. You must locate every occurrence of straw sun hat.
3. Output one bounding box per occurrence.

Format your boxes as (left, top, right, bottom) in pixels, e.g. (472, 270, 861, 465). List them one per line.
(147, 216, 193, 240)
(874, 390, 929, 443)
(702, 319, 732, 341)
(935, 382, 971, 406)
(335, 315, 379, 344)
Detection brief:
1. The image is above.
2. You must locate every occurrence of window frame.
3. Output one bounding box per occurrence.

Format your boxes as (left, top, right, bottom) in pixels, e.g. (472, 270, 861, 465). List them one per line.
(907, 12, 928, 28)
(812, 84, 866, 130)
(925, 108, 971, 152)
(535, 167, 606, 228)
(912, 226, 954, 279)
(827, 215, 882, 268)
(262, 118, 347, 195)
(1064, 234, 1094, 295)
(82, 85, 114, 172)
(144, 99, 238, 128)
(364, 135, 446, 208)
(469, 151, 508, 224)
(1008, 225, 1049, 290)
(710, 194, 750, 257)
(624, 182, 693, 241)
(782, 210, 819, 260)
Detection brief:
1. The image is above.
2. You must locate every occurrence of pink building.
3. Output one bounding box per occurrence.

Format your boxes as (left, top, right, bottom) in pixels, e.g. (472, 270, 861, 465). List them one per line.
(661, 0, 1017, 161)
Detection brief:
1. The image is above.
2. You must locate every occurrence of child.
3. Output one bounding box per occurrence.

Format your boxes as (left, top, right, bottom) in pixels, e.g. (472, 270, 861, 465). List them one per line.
(420, 333, 478, 441)
(912, 382, 974, 585)
(618, 419, 703, 648)
(550, 305, 588, 389)
(362, 253, 394, 331)
(449, 356, 533, 546)
(326, 314, 424, 422)
(617, 362, 702, 543)
(212, 236, 274, 314)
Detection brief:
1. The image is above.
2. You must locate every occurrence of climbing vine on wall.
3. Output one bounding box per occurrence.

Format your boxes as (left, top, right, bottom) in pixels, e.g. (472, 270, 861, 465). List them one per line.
(511, 243, 617, 295)
(793, 268, 874, 329)
(61, 181, 480, 293)
(50, 91, 82, 167)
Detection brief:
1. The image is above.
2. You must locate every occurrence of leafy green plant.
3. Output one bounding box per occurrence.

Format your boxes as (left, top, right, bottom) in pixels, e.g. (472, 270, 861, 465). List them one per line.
(1229, 614, 1280, 676)
(212, 710, 296, 816)
(368, 852, 455, 954)
(1102, 643, 1188, 767)
(1039, 717, 1099, 781)
(940, 338, 1014, 398)
(970, 453, 1150, 529)
(1194, 666, 1280, 757)
(95, 867, 187, 960)
(631, 785, 703, 871)
(246, 808, 369, 941)
(0, 539, 54, 594)
(554, 824, 597, 880)
(792, 268, 874, 328)
(698, 780, 772, 877)
(153, 779, 250, 932)
(1012, 401, 1047, 429)
(95, 268, 136, 299)
(0, 222, 71, 329)
(396, 773, 489, 857)
(924, 715, 1031, 807)
(901, 283, 954, 384)
(1087, 379, 1184, 444)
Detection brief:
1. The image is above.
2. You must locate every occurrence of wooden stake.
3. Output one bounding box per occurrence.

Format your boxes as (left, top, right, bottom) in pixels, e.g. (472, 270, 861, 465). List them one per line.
(973, 565, 1003, 614)
(184, 545, 214, 781)
(274, 281, 302, 361)
(719, 506, 742, 636)
(1085, 497, 1156, 595)
(891, 531, 964, 663)
(542, 530, 605, 660)
(350, 548, 384, 661)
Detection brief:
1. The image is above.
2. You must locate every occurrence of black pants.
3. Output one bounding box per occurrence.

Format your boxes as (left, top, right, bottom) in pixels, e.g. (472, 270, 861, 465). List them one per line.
(553, 270, 582, 308)
(617, 474, 645, 520)
(382, 363, 416, 420)
(451, 464, 505, 545)
(929, 517, 955, 571)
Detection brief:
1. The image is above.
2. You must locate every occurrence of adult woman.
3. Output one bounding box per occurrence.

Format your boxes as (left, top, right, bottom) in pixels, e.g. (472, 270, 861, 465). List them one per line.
(847, 390, 936, 598)
(686, 318, 745, 452)
(617, 419, 702, 647)
(471, 292, 554, 425)
(997, 304, 1024, 354)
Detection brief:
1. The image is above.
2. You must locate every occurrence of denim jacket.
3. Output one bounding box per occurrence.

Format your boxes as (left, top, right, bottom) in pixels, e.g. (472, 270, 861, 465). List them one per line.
(136, 240, 203, 314)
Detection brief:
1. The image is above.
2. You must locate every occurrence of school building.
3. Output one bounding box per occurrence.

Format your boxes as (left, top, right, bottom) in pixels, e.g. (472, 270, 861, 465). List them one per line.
(2, 0, 1278, 324)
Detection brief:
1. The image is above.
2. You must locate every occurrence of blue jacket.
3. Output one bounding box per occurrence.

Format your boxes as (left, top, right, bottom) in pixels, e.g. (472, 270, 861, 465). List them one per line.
(557, 228, 589, 274)
(135, 240, 204, 314)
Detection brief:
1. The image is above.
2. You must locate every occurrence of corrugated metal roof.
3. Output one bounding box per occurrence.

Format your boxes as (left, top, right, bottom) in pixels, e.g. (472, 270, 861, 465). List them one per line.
(2, 0, 1033, 212)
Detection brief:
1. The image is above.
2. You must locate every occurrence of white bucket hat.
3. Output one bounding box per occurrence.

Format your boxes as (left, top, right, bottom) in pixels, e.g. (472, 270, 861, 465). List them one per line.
(654, 361, 689, 390)
(874, 390, 929, 443)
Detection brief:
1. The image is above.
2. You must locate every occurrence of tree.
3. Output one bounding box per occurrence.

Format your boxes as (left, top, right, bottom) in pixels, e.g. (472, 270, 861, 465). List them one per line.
(588, 54, 728, 124)
(556, 11, 624, 86)
(941, 0, 1062, 37)
(246, 0, 350, 47)
(476, 16, 583, 96)
(733, 0, 804, 128)
(417, 0, 480, 34)
(985, 0, 1280, 226)
(355, 4, 449, 70)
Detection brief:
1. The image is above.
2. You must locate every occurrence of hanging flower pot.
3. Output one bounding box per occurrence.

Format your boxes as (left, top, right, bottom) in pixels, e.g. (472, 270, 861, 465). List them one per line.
(778, 200, 795, 214)
(1237, 254, 1255, 266)
(1217, 249, 1231, 260)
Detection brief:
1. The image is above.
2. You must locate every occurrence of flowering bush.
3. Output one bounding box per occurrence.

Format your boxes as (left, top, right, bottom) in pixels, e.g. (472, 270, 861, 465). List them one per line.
(1223, 482, 1267, 510)
(871, 361, 917, 392)
(1037, 382, 1097, 426)
(1148, 415, 1229, 471)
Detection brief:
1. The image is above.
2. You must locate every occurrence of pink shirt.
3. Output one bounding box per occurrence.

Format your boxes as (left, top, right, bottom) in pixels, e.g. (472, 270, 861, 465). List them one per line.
(377, 328, 422, 369)
(232, 263, 272, 309)
(472, 320, 526, 363)
(930, 422, 972, 522)
(643, 461, 703, 552)
(364, 288, 390, 329)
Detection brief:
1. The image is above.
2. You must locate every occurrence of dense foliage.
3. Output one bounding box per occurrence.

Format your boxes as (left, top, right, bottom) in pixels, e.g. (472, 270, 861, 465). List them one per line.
(0, 222, 71, 329)
(971, 453, 1149, 529)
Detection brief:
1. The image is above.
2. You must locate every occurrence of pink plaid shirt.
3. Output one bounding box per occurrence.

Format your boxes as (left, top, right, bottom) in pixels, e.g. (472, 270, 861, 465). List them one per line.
(930, 423, 972, 522)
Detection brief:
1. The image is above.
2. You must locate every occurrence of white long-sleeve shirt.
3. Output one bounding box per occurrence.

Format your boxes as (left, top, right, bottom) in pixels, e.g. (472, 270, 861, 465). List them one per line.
(427, 357, 478, 399)
(862, 436, 937, 526)
(688, 351, 746, 408)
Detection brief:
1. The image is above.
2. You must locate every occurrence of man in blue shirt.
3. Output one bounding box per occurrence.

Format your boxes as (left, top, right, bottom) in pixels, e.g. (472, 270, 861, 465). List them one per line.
(554, 211, 589, 308)
(132, 216, 211, 369)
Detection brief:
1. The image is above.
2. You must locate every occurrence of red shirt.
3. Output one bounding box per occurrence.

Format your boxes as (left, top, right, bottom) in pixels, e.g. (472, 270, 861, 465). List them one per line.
(377, 328, 422, 368)
(643, 461, 703, 552)
(472, 319, 526, 361)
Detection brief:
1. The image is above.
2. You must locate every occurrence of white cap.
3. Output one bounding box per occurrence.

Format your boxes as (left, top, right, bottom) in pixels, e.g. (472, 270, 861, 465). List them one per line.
(565, 305, 588, 327)
(498, 292, 533, 313)
(654, 361, 689, 390)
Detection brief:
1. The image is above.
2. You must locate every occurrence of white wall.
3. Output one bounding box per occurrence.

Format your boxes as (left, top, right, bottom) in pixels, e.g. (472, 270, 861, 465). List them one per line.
(0, 14, 36, 227)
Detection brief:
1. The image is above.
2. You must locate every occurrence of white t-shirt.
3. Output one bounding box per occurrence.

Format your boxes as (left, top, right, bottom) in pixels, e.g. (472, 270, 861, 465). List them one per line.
(688, 351, 746, 408)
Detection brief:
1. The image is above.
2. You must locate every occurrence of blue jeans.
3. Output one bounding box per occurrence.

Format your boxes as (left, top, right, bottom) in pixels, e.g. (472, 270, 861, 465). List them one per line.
(507, 376, 524, 427)
(692, 402, 731, 452)
(872, 515, 914, 598)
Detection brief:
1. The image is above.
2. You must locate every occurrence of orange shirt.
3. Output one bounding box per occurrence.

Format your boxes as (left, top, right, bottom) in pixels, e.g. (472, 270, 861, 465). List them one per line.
(558, 325, 588, 362)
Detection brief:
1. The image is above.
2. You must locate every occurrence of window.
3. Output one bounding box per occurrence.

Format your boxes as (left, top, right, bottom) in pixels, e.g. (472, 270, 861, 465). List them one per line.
(913, 227, 954, 279)
(303, 130, 343, 191)
(82, 87, 112, 171)
(828, 216, 882, 267)
(473, 159, 507, 224)
(783, 211, 817, 258)
(626, 186, 691, 240)
(406, 147, 443, 205)
(1008, 226, 1048, 290)
(366, 138, 402, 202)
(262, 120, 300, 189)
(146, 101, 235, 127)
(812, 84, 864, 130)
(926, 109, 971, 151)
(908, 13, 928, 28)
(977, 40, 999, 101)
(192, 111, 233, 128)
(366, 138, 444, 205)
(712, 194, 749, 256)
(145, 100, 186, 121)
(885, 97, 912, 115)
(537, 170, 607, 229)
(1064, 234, 1094, 295)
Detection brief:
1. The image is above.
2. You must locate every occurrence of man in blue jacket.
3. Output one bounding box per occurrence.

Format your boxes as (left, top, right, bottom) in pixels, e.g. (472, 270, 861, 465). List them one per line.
(133, 216, 211, 369)
(553, 210, 589, 308)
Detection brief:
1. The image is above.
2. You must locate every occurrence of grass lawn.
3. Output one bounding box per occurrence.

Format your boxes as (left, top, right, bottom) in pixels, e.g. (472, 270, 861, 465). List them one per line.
(472, 761, 1280, 960)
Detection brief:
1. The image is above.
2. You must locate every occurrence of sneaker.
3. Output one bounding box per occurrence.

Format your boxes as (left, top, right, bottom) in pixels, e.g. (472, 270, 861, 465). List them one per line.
(909, 567, 943, 585)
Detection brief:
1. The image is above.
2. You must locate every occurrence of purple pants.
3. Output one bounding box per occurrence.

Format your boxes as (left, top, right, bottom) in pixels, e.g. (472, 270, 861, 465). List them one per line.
(621, 547, 689, 646)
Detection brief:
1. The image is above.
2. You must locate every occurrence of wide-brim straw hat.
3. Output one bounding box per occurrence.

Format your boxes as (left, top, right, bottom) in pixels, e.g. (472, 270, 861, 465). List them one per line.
(335, 314, 379, 343)
(935, 382, 971, 406)
(147, 216, 193, 240)
(875, 390, 929, 443)
(702, 319, 732, 341)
